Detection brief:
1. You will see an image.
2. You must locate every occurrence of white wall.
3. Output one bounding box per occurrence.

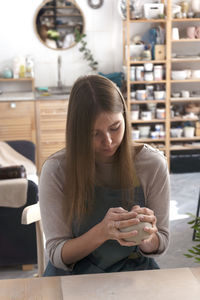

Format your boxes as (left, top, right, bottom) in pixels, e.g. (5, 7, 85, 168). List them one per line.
(0, 0, 124, 87)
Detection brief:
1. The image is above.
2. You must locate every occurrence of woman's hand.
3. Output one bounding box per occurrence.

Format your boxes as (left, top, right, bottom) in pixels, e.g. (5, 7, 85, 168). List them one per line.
(131, 205, 159, 253)
(99, 207, 141, 247)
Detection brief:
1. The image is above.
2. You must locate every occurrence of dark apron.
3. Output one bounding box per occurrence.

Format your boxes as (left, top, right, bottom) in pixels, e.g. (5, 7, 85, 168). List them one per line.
(43, 186, 159, 277)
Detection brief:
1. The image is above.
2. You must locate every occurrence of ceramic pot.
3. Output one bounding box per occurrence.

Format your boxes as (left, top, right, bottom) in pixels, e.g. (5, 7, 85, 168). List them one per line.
(183, 126, 195, 138)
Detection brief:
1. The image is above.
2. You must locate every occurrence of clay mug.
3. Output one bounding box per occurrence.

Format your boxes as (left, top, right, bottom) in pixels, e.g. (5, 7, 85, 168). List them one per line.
(186, 26, 196, 39)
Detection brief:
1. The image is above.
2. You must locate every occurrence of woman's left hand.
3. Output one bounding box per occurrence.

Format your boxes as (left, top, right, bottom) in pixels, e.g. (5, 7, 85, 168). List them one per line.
(131, 205, 160, 253)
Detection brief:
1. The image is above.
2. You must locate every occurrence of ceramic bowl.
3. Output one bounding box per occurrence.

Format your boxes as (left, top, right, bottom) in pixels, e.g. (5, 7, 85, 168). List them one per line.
(171, 70, 187, 80)
(170, 128, 183, 138)
(191, 70, 200, 79)
(154, 90, 166, 100)
(138, 126, 151, 138)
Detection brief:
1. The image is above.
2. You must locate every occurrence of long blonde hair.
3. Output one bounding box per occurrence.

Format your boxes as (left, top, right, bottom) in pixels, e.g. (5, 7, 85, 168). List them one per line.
(65, 75, 135, 225)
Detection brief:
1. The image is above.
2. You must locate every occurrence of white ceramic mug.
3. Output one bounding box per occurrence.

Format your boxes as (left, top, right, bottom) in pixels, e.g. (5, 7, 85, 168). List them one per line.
(140, 110, 152, 120)
(183, 126, 195, 138)
(132, 129, 140, 140)
(181, 90, 190, 98)
(131, 110, 139, 120)
(172, 27, 179, 40)
(192, 69, 200, 79)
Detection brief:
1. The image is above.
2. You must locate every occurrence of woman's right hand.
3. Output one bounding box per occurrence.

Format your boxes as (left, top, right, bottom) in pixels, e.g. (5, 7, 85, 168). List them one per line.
(99, 207, 140, 246)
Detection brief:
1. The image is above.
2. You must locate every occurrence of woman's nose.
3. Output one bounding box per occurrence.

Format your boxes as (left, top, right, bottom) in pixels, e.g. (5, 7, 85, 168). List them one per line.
(103, 132, 112, 145)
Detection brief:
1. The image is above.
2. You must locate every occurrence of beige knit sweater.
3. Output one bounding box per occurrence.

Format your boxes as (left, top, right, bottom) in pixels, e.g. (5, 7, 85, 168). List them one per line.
(39, 144, 170, 270)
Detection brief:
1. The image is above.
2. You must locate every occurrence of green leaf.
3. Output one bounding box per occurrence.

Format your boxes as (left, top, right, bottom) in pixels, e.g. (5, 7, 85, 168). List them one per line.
(188, 249, 199, 255)
(193, 246, 200, 251)
(184, 254, 193, 258)
(195, 257, 200, 262)
(188, 220, 196, 225)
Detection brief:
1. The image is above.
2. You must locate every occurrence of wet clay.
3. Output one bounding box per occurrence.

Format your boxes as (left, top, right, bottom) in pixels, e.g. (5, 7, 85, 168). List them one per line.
(120, 214, 152, 244)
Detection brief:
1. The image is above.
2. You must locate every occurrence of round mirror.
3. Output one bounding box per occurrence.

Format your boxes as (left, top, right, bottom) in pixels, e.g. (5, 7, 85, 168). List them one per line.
(34, 0, 85, 50)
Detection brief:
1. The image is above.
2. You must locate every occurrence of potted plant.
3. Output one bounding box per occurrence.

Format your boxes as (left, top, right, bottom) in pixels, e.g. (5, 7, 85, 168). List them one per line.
(184, 213, 200, 263)
(75, 28, 98, 72)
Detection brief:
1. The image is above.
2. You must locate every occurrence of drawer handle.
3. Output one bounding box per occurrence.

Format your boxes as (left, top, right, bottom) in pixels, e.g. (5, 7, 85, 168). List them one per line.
(10, 102, 16, 109)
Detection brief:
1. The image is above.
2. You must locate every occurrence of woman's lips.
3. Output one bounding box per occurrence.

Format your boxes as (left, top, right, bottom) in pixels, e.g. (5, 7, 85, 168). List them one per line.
(102, 148, 114, 153)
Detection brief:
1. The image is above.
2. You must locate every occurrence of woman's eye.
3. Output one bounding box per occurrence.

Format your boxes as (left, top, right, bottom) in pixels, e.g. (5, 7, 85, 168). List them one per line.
(110, 125, 120, 131)
(93, 131, 99, 137)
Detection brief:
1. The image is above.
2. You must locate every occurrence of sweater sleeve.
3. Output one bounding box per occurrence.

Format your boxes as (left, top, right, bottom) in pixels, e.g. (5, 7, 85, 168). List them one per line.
(135, 144, 170, 257)
(39, 154, 74, 271)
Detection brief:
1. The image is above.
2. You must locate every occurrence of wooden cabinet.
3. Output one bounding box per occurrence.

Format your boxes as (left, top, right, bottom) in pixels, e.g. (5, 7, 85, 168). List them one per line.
(123, 0, 200, 170)
(0, 101, 36, 143)
(36, 100, 68, 172)
(0, 78, 68, 172)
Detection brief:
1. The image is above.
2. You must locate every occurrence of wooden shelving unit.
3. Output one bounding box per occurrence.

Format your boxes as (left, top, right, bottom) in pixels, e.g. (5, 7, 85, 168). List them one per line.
(0, 77, 35, 92)
(170, 0, 200, 163)
(123, 0, 200, 170)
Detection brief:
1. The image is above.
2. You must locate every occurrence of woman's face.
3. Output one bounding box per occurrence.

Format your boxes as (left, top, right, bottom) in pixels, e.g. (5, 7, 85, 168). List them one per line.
(93, 111, 125, 163)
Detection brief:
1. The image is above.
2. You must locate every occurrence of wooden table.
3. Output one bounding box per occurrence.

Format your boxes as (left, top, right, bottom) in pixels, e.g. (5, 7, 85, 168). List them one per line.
(1, 267, 200, 300)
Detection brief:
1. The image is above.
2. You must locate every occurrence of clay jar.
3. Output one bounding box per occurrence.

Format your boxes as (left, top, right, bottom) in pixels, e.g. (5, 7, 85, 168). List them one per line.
(120, 214, 152, 244)
(187, 26, 196, 39)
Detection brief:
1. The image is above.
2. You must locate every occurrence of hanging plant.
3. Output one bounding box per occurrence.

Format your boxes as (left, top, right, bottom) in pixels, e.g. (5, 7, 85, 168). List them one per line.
(75, 28, 98, 71)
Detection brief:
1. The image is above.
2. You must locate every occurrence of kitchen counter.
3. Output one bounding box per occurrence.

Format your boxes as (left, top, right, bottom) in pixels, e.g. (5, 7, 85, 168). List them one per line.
(0, 91, 69, 101)
(0, 92, 35, 101)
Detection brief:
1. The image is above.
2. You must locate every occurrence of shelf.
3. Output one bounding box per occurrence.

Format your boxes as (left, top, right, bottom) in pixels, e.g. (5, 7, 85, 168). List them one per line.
(134, 138, 165, 143)
(130, 60, 166, 64)
(43, 6, 73, 9)
(170, 142, 200, 151)
(126, 19, 166, 23)
(170, 146, 200, 150)
(171, 97, 200, 103)
(41, 14, 81, 17)
(171, 58, 200, 62)
(172, 39, 200, 42)
(171, 79, 200, 83)
(170, 137, 200, 141)
(130, 80, 166, 84)
(0, 78, 34, 82)
(131, 119, 165, 124)
(131, 100, 165, 104)
(170, 117, 199, 122)
(172, 18, 200, 22)
(47, 24, 78, 28)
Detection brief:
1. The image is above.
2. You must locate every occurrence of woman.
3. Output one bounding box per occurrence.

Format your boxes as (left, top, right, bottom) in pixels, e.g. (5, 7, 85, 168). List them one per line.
(39, 75, 170, 276)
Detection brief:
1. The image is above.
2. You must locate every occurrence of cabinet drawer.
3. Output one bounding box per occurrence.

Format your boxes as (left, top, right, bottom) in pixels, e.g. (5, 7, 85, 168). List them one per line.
(0, 101, 35, 119)
(0, 101, 36, 142)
